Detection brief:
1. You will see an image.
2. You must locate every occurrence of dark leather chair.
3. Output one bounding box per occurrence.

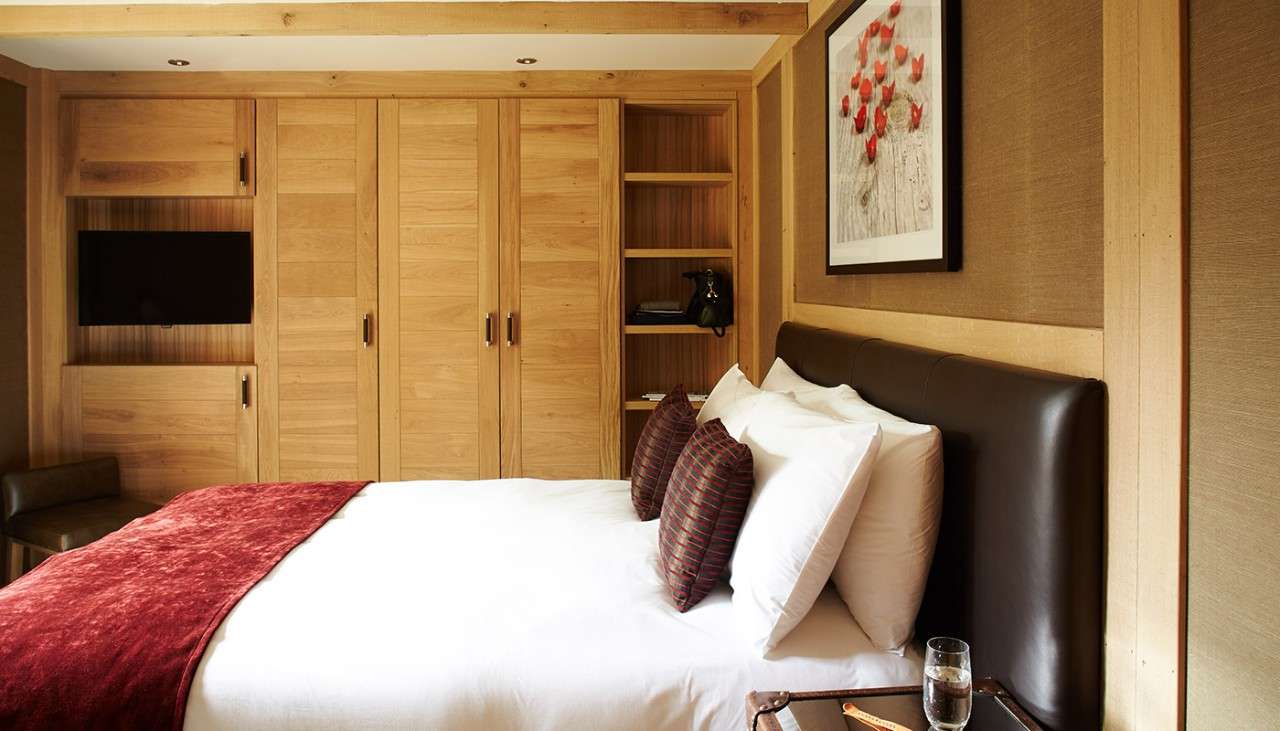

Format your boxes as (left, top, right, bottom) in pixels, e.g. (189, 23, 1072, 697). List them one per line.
(1, 458, 158, 584)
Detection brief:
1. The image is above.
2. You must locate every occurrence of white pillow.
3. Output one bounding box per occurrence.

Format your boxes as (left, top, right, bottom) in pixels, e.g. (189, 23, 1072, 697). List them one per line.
(761, 358, 943, 653)
(697, 364, 769, 440)
(729, 392, 882, 655)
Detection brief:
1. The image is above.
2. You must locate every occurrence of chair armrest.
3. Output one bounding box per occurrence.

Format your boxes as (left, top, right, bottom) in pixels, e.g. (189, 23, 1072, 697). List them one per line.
(2, 458, 122, 524)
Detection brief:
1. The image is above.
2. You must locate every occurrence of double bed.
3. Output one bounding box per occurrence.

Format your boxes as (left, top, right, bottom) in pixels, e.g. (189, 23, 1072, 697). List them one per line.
(0, 323, 1105, 730)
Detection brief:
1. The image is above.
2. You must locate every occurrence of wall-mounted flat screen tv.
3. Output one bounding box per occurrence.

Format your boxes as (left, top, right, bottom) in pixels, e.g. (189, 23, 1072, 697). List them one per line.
(78, 230, 253, 326)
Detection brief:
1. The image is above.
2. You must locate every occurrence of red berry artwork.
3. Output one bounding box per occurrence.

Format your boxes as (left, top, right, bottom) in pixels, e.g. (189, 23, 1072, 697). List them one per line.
(910, 101, 924, 129)
(829, 0, 940, 256)
(881, 81, 896, 106)
(911, 53, 925, 82)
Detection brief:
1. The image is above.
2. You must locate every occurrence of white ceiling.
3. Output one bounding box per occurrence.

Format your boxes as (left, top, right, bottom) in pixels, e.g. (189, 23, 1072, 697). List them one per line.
(0, 0, 799, 70)
(0, 34, 778, 70)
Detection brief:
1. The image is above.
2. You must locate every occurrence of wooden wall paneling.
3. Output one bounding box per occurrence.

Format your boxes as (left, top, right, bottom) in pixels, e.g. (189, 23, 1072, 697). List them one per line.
(498, 99, 522, 477)
(0, 52, 30, 87)
(253, 98, 279, 480)
(1104, 0, 1187, 729)
(382, 98, 500, 481)
(27, 69, 67, 468)
(779, 53, 796, 324)
(0, 2, 808, 37)
(63, 365, 257, 503)
(0, 76, 27, 475)
(735, 90, 756, 382)
(55, 71, 751, 100)
(69, 197, 255, 364)
(598, 99, 622, 478)
(501, 98, 616, 479)
(754, 64, 784, 369)
(377, 99, 401, 479)
(271, 98, 378, 481)
(354, 99, 379, 479)
(61, 98, 254, 198)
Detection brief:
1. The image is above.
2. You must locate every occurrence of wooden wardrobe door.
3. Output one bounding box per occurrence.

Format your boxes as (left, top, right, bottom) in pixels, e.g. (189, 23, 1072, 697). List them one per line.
(378, 99, 500, 480)
(499, 99, 621, 479)
(62, 98, 254, 197)
(256, 99, 378, 481)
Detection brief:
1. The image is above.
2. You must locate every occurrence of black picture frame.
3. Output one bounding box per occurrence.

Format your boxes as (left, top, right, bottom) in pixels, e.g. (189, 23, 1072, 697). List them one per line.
(824, 0, 961, 275)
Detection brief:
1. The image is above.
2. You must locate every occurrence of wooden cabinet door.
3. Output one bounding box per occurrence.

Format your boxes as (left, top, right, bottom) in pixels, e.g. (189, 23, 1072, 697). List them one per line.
(61, 365, 258, 504)
(377, 99, 500, 480)
(255, 99, 378, 481)
(498, 99, 621, 479)
(62, 99, 254, 197)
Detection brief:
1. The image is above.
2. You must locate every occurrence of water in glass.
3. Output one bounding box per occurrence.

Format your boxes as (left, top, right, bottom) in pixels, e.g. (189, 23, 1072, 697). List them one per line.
(923, 637, 972, 730)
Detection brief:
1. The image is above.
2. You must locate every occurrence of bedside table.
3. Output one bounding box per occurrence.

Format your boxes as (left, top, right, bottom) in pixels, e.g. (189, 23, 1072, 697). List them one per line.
(746, 679, 1043, 731)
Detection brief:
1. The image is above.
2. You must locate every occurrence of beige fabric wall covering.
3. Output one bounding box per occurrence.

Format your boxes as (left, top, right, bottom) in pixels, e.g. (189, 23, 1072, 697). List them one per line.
(790, 0, 1103, 328)
(1186, 2, 1280, 727)
(0, 78, 27, 474)
(757, 65, 784, 361)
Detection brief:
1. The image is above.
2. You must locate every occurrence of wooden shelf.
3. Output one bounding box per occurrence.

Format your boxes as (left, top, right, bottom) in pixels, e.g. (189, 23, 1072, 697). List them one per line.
(624, 172, 733, 186)
(625, 399, 706, 412)
(624, 247, 733, 259)
(625, 324, 730, 335)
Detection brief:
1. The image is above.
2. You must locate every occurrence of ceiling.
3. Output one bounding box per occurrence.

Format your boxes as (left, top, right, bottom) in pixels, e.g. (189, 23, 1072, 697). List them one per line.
(0, 0, 800, 71)
(0, 34, 778, 71)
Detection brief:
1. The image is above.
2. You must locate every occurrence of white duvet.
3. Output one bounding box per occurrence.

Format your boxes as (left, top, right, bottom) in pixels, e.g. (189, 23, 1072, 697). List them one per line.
(184, 479, 920, 730)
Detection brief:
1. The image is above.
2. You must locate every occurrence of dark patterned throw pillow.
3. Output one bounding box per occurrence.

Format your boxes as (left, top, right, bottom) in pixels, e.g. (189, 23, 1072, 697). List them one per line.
(631, 385, 698, 521)
(657, 418, 755, 612)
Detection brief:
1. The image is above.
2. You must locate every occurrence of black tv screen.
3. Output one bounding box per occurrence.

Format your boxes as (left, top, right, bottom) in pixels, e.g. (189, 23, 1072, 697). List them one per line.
(78, 231, 253, 326)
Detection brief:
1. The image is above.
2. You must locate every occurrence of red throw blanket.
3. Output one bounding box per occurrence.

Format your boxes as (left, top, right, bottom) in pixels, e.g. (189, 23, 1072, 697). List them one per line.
(0, 481, 368, 731)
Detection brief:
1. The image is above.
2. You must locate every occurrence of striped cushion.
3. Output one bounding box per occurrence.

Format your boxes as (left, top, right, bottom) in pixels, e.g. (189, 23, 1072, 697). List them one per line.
(631, 386, 698, 520)
(657, 418, 755, 612)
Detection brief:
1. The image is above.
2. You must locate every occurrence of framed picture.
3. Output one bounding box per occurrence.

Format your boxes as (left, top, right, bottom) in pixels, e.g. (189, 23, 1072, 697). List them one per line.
(825, 0, 959, 274)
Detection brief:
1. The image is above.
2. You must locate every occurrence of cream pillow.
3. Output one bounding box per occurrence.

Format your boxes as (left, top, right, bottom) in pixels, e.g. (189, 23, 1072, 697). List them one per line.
(762, 358, 943, 653)
(729, 392, 882, 655)
(697, 364, 769, 440)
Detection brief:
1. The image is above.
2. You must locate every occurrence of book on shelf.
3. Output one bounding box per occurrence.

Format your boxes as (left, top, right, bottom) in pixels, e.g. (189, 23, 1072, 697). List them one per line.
(641, 392, 708, 402)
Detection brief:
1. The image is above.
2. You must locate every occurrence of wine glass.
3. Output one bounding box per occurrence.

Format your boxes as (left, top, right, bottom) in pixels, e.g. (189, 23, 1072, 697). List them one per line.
(923, 637, 972, 730)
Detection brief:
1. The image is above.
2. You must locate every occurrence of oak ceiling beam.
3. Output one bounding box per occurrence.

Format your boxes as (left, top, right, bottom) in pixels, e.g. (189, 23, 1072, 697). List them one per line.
(0, 2, 809, 37)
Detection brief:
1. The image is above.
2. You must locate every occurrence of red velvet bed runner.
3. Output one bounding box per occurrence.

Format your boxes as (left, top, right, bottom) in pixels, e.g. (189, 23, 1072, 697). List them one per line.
(0, 480, 368, 731)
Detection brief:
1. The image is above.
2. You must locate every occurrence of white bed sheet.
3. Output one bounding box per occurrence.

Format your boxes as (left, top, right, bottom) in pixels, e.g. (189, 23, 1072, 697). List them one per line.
(184, 479, 921, 731)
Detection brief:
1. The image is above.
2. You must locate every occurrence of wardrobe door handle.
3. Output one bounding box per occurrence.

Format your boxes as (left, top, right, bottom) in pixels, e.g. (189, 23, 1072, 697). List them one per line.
(240, 375, 249, 410)
(238, 152, 248, 187)
(506, 313, 515, 347)
(362, 314, 371, 348)
(484, 313, 493, 347)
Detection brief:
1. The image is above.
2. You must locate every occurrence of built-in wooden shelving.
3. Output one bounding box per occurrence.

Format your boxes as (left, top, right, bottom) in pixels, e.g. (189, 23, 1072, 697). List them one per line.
(624, 248, 733, 259)
(624, 399, 707, 412)
(621, 99, 740, 475)
(623, 172, 734, 186)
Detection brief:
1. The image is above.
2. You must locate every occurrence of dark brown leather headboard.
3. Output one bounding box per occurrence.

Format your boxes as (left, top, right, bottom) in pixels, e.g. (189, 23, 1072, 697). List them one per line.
(775, 322, 1104, 731)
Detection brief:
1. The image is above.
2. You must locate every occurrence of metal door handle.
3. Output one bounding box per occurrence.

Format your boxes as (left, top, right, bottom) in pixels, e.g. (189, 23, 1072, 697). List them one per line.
(506, 312, 515, 346)
(240, 375, 249, 410)
(362, 314, 371, 347)
(238, 152, 248, 187)
(484, 313, 493, 347)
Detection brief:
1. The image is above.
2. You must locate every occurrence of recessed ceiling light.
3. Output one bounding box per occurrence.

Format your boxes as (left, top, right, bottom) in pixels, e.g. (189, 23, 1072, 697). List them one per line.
(167, 58, 191, 67)
(515, 57, 538, 65)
